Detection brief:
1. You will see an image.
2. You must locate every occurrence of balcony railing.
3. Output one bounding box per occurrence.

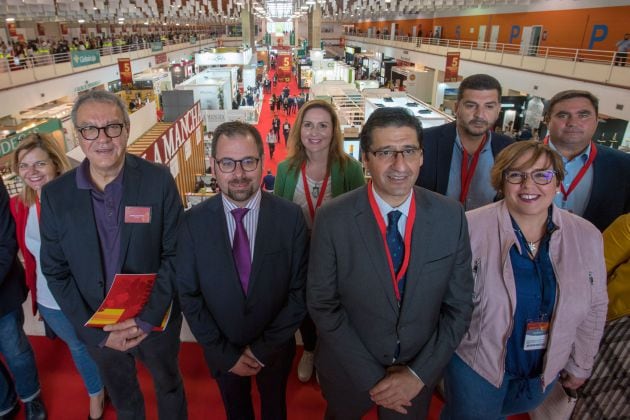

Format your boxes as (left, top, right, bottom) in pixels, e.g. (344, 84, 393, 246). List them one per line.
(346, 34, 630, 88)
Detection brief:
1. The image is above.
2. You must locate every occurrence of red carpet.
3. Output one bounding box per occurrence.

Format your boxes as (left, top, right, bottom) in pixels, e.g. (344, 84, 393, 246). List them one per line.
(256, 68, 304, 176)
(26, 335, 530, 420)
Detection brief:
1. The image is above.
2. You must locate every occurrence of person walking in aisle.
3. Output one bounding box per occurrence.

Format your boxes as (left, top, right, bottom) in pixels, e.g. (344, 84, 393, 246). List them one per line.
(282, 120, 291, 146)
(177, 121, 308, 420)
(267, 128, 278, 160)
(272, 114, 281, 139)
(543, 89, 630, 231)
(0, 178, 47, 420)
(39, 90, 187, 420)
(440, 141, 607, 419)
(416, 74, 513, 210)
(275, 99, 365, 383)
(10, 134, 105, 420)
(308, 107, 474, 418)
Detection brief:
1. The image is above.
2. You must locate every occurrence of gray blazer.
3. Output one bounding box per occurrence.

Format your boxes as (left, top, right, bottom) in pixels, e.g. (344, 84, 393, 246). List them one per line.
(307, 185, 474, 392)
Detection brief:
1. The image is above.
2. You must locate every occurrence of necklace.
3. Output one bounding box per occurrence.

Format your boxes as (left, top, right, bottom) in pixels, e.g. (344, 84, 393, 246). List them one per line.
(518, 230, 545, 255)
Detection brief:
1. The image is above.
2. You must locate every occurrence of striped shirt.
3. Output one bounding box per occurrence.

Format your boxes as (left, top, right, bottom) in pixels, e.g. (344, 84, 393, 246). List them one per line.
(221, 189, 261, 261)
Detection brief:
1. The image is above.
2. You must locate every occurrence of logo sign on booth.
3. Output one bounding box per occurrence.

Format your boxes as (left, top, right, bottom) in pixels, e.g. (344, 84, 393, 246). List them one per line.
(142, 102, 203, 165)
(71, 50, 101, 68)
(445, 52, 461, 82)
(118, 58, 133, 89)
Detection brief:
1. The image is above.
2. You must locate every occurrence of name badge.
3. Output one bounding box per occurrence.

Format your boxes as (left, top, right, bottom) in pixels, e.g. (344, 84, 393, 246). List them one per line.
(124, 206, 151, 224)
(523, 320, 550, 351)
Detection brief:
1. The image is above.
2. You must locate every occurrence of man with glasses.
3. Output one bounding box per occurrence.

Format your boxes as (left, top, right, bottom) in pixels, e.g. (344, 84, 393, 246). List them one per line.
(416, 74, 513, 210)
(308, 107, 473, 419)
(39, 90, 187, 419)
(176, 121, 308, 419)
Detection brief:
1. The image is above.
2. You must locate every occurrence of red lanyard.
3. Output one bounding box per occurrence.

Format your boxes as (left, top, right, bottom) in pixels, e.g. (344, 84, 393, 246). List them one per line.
(35, 196, 41, 220)
(367, 181, 416, 301)
(544, 139, 597, 202)
(301, 163, 329, 222)
(459, 133, 488, 204)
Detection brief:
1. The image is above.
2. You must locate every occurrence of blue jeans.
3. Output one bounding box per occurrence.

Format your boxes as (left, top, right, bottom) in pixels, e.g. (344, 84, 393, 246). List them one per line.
(441, 353, 557, 420)
(38, 304, 103, 396)
(0, 309, 41, 414)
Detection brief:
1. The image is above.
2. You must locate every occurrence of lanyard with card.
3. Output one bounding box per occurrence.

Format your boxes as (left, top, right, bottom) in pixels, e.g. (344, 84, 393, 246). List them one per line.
(524, 316, 550, 351)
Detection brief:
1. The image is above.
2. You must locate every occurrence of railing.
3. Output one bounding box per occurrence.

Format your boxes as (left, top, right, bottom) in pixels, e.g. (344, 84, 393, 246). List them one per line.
(0, 34, 243, 90)
(345, 34, 630, 87)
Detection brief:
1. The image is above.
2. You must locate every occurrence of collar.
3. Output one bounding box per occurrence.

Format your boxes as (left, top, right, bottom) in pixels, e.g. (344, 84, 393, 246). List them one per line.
(547, 140, 591, 163)
(76, 158, 124, 191)
(221, 188, 262, 213)
(370, 183, 413, 221)
(454, 130, 492, 154)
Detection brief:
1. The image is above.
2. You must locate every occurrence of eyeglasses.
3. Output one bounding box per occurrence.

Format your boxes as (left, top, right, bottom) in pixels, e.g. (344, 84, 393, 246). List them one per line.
(76, 123, 125, 140)
(215, 157, 260, 173)
(369, 148, 422, 162)
(504, 170, 557, 185)
(18, 160, 50, 172)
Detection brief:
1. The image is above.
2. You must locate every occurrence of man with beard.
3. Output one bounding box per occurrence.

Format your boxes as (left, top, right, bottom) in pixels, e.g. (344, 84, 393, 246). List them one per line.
(176, 121, 308, 420)
(416, 74, 513, 210)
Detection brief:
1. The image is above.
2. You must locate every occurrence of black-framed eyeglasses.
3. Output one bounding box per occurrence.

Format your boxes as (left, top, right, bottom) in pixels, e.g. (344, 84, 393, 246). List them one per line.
(369, 147, 422, 162)
(76, 123, 125, 140)
(504, 169, 557, 185)
(215, 157, 260, 173)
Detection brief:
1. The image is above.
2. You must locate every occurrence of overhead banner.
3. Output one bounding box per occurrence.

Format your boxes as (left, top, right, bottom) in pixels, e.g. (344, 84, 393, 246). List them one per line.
(7, 22, 17, 37)
(60, 23, 68, 35)
(37, 23, 45, 36)
(445, 52, 461, 82)
(71, 50, 101, 68)
(276, 51, 291, 81)
(155, 52, 167, 65)
(151, 41, 163, 52)
(118, 58, 133, 89)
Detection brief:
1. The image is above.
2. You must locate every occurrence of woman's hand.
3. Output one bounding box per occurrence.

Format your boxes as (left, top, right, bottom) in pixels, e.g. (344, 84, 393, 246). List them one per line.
(559, 369, 586, 390)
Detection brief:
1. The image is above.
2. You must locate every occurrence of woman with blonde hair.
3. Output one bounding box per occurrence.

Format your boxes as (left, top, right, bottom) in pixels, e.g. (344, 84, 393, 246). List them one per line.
(10, 133, 106, 420)
(275, 99, 364, 383)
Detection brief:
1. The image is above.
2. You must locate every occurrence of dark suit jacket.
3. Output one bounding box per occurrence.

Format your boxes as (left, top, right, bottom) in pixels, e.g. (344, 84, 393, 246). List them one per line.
(0, 178, 27, 317)
(177, 192, 308, 373)
(583, 144, 630, 232)
(40, 154, 183, 346)
(416, 121, 514, 194)
(307, 185, 474, 392)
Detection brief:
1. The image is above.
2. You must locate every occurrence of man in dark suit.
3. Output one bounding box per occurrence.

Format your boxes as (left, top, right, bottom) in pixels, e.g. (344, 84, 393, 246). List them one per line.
(544, 89, 630, 232)
(0, 179, 46, 420)
(308, 107, 474, 419)
(177, 121, 308, 420)
(40, 91, 187, 420)
(416, 74, 513, 210)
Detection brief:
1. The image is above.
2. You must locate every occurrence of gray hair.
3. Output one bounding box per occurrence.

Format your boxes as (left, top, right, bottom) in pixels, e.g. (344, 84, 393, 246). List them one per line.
(71, 90, 130, 127)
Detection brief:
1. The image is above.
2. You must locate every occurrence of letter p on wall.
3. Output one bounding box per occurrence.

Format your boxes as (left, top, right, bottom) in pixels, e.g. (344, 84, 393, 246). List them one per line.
(589, 25, 607, 49)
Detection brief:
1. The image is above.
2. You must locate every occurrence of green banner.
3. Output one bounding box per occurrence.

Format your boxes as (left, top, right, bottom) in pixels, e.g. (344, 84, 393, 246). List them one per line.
(189, 36, 197, 44)
(290, 31, 295, 45)
(0, 119, 63, 158)
(71, 50, 100, 68)
(151, 41, 163, 52)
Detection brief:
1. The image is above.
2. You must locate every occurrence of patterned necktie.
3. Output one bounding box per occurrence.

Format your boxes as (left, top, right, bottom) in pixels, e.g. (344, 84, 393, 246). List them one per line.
(387, 210, 407, 297)
(231, 208, 251, 294)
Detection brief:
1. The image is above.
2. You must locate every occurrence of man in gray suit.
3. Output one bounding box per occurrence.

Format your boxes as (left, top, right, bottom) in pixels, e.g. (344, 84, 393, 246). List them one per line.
(308, 107, 474, 419)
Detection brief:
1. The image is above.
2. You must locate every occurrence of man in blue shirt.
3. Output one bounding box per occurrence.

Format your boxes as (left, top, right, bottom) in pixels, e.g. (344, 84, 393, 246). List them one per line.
(416, 74, 513, 210)
(544, 89, 630, 231)
(615, 33, 630, 66)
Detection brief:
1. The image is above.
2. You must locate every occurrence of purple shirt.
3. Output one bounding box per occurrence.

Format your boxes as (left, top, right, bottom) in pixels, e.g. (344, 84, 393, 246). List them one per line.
(76, 159, 124, 291)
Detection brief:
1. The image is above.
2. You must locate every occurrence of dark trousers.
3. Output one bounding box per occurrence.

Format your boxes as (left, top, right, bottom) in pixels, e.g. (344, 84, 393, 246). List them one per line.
(319, 364, 434, 420)
(299, 314, 317, 352)
(213, 341, 295, 420)
(87, 313, 187, 420)
(615, 51, 627, 66)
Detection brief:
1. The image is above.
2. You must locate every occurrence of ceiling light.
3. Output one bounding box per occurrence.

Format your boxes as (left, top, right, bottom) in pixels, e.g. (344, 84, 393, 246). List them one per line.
(78, 19, 85, 23)
(6, 18, 15, 22)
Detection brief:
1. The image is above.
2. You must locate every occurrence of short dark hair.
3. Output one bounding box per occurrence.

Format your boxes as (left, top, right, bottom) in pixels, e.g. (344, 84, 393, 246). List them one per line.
(359, 107, 423, 156)
(457, 74, 502, 101)
(211, 121, 263, 158)
(544, 90, 599, 121)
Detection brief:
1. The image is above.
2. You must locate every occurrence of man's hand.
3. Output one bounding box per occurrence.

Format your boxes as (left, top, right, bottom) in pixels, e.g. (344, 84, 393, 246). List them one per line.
(369, 366, 424, 414)
(103, 319, 148, 351)
(229, 352, 262, 377)
(559, 370, 586, 390)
